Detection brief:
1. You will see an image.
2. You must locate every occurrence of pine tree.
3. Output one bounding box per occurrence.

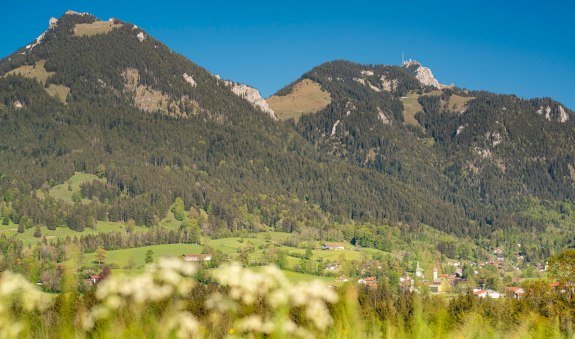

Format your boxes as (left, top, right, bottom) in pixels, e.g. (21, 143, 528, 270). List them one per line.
(145, 249, 154, 264)
(33, 225, 42, 238)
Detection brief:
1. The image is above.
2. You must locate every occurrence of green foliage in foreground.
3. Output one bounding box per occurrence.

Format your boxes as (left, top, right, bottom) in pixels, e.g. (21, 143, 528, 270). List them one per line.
(1, 252, 573, 338)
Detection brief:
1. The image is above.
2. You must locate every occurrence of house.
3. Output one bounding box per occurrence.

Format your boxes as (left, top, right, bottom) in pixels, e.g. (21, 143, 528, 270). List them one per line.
(359, 276, 376, 284)
(400, 273, 416, 292)
(89, 274, 101, 284)
(505, 287, 525, 299)
(493, 248, 503, 255)
(358, 276, 378, 287)
(84, 273, 103, 287)
(454, 268, 463, 278)
(321, 242, 345, 250)
(336, 275, 349, 283)
(473, 289, 488, 298)
(182, 254, 212, 262)
(473, 289, 501, 299)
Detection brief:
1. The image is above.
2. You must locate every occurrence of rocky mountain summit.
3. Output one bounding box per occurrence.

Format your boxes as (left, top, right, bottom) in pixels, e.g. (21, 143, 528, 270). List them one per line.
(402, 60, 443, 89)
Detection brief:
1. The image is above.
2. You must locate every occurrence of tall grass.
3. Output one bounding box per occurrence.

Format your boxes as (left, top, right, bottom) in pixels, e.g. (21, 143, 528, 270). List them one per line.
(0, 260, 571, 338)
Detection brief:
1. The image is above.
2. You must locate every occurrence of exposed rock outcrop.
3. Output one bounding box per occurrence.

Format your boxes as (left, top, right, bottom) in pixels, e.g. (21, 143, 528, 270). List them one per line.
(485, 131, 502, 147)
(183, 73, 197, 88)
(558, 105, 568, 123)
(402, 60, 441, 89)
(49, 17, 59, 29)
(224, 81, 276, 119)
(65, 10, 91, 16)
(331, 120, 341, 136)
(25, 32, 46, 50)
(545, 106, 552, 121)
(377, 107, 391, 125)
(122, 68, 199, 117)
(380, 75, 397, 92)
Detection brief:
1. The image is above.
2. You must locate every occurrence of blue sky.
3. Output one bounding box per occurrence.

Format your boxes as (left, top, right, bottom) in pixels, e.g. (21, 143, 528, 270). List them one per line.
(2, 0, 574, 108)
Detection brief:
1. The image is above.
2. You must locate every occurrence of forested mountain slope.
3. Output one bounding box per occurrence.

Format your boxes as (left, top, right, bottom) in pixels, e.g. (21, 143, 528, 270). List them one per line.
(270, 60, 575, 249)
(1, 12, 573, 259)
(0, 12, 465, 239)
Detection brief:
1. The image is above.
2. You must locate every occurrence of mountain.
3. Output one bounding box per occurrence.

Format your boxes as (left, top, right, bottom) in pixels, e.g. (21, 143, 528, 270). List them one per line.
(268, 60, 575, 256)
(1, 12, 573, 261)
(0, 12, 465, 243)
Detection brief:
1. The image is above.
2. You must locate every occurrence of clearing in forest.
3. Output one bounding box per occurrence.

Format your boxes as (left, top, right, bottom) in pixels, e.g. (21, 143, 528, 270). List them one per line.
(267, 79, 332, 121)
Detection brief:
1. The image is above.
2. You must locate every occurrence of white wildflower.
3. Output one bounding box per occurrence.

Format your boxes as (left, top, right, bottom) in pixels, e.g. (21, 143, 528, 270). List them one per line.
(205, 292, 238, 313)
(164, 312, 200, 338)
(235, 315, 275, 334)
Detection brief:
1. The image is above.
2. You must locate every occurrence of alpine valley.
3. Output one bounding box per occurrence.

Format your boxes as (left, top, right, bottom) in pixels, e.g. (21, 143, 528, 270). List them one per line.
(0, 11, 574, 338)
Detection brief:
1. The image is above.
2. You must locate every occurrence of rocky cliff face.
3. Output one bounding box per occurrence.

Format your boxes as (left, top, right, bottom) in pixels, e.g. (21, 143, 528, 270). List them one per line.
(402, 60, 441, 89)
(223, 80, 276, 119)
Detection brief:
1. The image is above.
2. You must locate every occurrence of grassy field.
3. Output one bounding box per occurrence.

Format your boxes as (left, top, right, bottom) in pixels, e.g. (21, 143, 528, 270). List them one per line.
(157, 209, 183, 231)
(46, 84, 70, 103)
(83, 239, 343, 284)
(0, 221, 149, 246)
(250, 266, 338, 284)
(83, 243, 203, 268)
(5, 60, 54, 85)
(448, 94, 475, 112)
(400, 93, 424, 129)
(206, 232, 387, 270)
(36, 172, 105, 204)
(5, 60, 70, 103)
(73, 21, 123, 37)
(267, 79, 332, 121)
(206, 232, 289, 254)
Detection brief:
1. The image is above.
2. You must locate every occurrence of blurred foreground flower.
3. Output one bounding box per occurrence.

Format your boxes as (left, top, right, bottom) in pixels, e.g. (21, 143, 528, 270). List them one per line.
(83, 257, 200, 337)
(210, 263, 338, 337)
(0, 271, 53, 338)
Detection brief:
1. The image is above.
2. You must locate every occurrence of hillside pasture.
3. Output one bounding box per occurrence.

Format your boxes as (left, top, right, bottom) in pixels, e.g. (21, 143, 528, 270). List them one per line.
(448, 94, 475, 112)
(400, 93, 424, 129)
(267, 79, 332, 121)
(73, 21, 123, 37)
(82, 243, 203, 268)
(36, 172, 105, 204)
(0, 221, 141, 246)
(5, 60, 54, 85)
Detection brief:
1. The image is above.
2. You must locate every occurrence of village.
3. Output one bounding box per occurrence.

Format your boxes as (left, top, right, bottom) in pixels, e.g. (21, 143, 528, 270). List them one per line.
(103, 239, 556, 301)
(304, 242, 556, 299)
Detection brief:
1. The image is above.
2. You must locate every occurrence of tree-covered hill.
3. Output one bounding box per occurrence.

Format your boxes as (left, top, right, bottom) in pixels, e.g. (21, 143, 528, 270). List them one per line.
(0, 12, 465, 240)
(270, 60, 575, 251)
(1, 12, 573, 258)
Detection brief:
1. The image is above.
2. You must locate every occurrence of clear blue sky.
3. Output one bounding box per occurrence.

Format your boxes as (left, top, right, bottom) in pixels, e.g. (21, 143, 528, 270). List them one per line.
(2, 0, 574, 108)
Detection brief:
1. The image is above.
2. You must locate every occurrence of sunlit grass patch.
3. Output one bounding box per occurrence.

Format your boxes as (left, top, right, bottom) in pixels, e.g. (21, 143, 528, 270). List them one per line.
(268, 79, 332, 121)
(73, 20, 122, 37)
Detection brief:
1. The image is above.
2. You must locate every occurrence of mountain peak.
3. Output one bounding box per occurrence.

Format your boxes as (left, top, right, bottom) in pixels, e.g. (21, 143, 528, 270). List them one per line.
(64, 10, 94, 17)
(402, 59, 443, 89)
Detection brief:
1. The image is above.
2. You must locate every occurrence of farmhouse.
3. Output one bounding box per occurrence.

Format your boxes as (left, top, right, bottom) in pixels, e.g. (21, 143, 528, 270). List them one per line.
(321, 242, 345, 250)
(358, 276, 378, 288)
(473, 289, 501, 299)
(400, 273, 416, 292)
(182, 254, 212, 262)
(505, 286, 525, 299)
